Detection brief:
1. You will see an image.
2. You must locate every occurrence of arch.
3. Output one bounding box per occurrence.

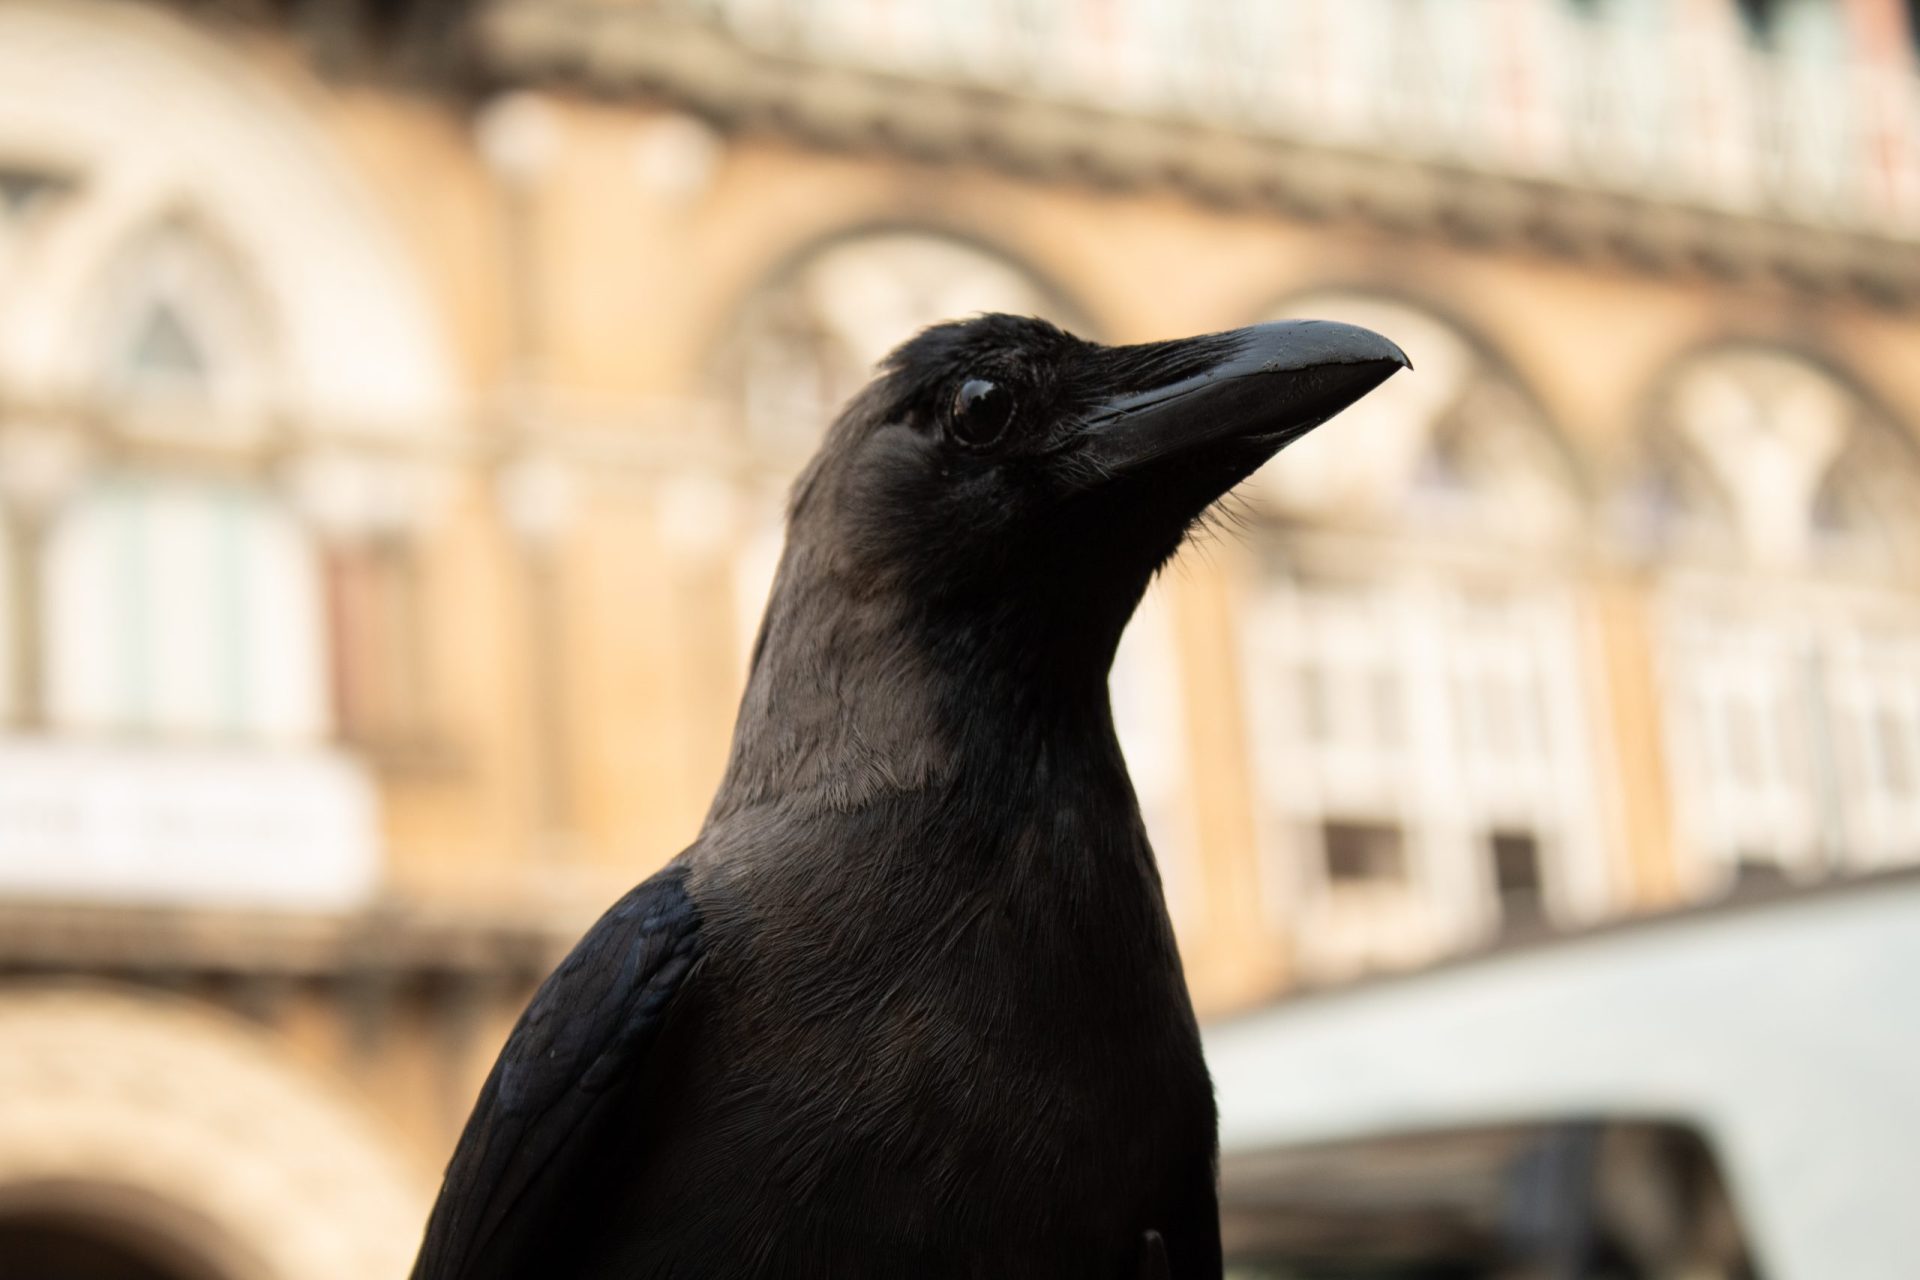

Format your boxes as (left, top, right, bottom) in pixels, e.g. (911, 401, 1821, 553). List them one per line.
(1613, 417, 1744, 567)
(1233, 291, 1610, 978)
(0, 1189, 249, 1280)
(1810, 421, 1920, 573)
(86, 212, 278, 429)
(0, 983, 427, 1280)
(708, 218, 1094, 360)
(1631, 341, 1920, 575)
(716, 223, 1088, 660)
(710, 223, 1091, 463)
(0, 0, 457, 435)
(1633, 343, 1920, 891)
(1247, 288, 1589, 548)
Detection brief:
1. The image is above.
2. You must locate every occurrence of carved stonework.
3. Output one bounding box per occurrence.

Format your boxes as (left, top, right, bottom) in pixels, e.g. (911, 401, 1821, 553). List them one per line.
(0, 983, 428, 1280)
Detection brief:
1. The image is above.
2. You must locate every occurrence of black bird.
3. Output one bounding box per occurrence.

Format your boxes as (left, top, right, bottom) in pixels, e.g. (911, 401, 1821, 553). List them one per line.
(413, 314, 1407, 1280)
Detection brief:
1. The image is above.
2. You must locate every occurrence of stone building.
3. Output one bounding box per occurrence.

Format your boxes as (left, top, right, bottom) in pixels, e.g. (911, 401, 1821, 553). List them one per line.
(0, 0, 1916, 1274)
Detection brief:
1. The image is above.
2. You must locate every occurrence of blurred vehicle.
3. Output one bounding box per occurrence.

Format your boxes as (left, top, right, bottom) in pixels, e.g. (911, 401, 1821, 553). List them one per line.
(1210, 871, 1920, 1278)
(1223, 1120, 1753, 1280)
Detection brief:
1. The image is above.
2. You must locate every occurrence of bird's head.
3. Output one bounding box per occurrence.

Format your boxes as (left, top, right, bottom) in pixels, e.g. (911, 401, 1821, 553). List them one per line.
(773, 313, 1408, 669)
(720, 314, 1406, 811)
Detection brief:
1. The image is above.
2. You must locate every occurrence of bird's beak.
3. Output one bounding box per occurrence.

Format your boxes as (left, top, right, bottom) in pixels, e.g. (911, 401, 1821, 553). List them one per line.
(1076, 320, 1409, 481)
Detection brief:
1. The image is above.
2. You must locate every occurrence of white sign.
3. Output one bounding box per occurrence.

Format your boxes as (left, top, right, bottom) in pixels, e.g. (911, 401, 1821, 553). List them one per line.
(0, 738, 381, 910)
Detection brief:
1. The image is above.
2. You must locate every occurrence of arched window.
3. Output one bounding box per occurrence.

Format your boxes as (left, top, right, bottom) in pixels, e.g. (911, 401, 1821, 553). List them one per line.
(1239, 293, 1603, 980)
(43, 476, 326, 743)
(34, 217, 326, 745)
(1248, 297, 1582, 543)
(1641, 348, 1920, 890)
(718, 231, 1066, 654)
(719, 230, 1057, 463)
(90, 217, 274, 437)
(1616, 428, 1742, 565)
(0, 1213, 226, 1280)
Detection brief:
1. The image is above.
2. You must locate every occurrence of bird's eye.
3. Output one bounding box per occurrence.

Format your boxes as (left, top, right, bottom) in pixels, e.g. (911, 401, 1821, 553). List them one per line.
(948, 379, 1015, 449)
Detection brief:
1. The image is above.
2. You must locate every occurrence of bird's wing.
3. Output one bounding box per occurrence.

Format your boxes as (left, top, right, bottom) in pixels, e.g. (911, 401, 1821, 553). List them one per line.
(411, 863, 703, 1280)
(1138, 1230, 1170, 1280)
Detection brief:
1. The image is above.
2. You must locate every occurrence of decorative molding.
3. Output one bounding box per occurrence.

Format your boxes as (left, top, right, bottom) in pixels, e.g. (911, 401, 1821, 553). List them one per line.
(479, 4, 1920, 308)
(0, 0, 462, 436)
(0, 898, 567, 977)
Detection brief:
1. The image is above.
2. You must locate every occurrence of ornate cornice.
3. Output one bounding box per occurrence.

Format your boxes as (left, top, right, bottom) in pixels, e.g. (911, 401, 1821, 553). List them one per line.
(479, 4, 1920, 309)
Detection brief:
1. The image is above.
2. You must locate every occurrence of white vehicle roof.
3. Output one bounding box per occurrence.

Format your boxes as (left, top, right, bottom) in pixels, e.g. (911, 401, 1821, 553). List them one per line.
(1204, 873, 1920, 1280)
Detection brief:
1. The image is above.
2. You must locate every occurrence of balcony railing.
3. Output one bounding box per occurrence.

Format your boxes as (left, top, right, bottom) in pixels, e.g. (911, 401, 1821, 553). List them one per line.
(676, 0, 1920, 236)
(0, 737, 380, 910)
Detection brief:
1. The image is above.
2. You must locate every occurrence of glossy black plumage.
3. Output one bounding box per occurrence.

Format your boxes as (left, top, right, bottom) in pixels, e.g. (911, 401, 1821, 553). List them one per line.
(415, 869, 701, 1279)
(412, 313, 1407, 1280)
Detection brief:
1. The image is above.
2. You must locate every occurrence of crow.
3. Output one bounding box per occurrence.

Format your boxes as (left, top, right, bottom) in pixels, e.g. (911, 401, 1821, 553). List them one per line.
(413, 313, 1407, 1280)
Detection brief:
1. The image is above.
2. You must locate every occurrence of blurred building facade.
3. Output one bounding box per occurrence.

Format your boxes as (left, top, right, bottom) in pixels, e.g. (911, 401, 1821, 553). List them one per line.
(0, 0, 1918, 1275)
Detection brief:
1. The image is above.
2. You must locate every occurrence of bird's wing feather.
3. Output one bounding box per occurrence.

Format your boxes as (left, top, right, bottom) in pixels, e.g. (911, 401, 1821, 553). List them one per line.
(411, 863, 703, 1280)
(1138, 1230, 1170, 1280)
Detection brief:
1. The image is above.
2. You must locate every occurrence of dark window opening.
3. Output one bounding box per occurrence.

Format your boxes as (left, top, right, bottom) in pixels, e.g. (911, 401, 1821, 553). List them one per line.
(1732, 855, 1793, 893)
(0, 165, 74, 222)
(1733, 0, 1783, 43)
(0, 1217, 223, 1280)
(1323, 820, 1406, 885)
(1490, 829, 1547, 932)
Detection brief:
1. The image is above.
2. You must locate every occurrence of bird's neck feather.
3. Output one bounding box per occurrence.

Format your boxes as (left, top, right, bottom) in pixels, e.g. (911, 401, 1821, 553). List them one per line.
(708, 558, 1136, 823)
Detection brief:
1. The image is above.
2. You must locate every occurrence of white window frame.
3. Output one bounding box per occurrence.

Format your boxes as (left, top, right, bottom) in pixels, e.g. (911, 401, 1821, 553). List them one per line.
(1244, 557, 1610, 981)
(1658, 576, 1920, 893)
(42, 476, 329, 745)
